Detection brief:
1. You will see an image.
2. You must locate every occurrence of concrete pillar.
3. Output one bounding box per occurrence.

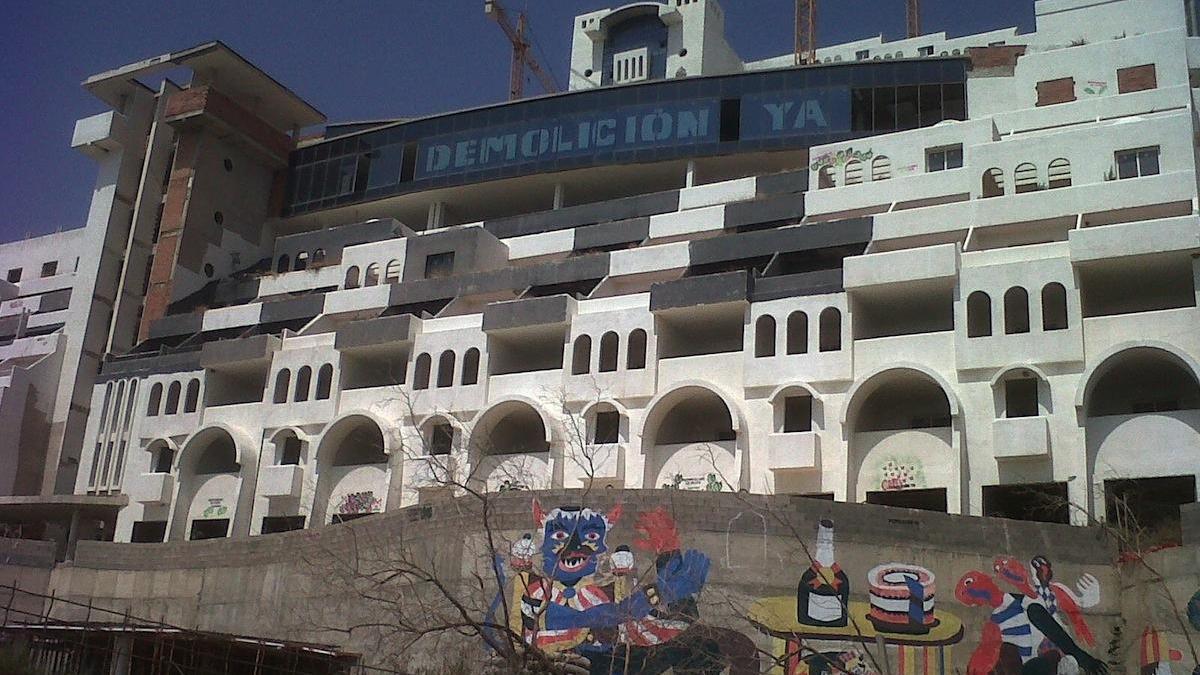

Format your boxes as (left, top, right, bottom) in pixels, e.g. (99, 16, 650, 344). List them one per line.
(65, 508, 80, 562)
(109, 635, 132, 674)
(553, 183, 566, 209)
(685, 160, 697, 188)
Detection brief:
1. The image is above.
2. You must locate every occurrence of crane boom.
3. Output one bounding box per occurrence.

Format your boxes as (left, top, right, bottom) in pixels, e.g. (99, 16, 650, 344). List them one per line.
(795, 0, 816, 65)
(485, 0, 559, 100)
(907, 0, 921, 38)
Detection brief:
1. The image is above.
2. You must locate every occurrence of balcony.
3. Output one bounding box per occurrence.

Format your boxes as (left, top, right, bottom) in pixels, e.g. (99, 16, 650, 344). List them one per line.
(767, 432, 820, 471)
(258, 465, 304, 499)
(404, 456, 455, 489)
(128, 473, 174, 505)
(1069, 215, 1200, 264)
(992, 416, 1050, 459)
(71, 111, 129, 159)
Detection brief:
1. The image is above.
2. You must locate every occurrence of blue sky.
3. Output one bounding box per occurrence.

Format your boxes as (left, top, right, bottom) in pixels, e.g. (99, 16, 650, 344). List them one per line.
(0, 1, 1034, 241)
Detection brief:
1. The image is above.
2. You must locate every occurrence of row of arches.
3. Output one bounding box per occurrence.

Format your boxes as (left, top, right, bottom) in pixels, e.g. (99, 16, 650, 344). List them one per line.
(966, 283, 1068, 338)
(147, 379, 201, 417)
(272, 364, 335, 403)
(982, 159, 1071, 198)
(275, 249, 327, 274)
(413, 348, 481, 390)
(817, 156, 892, 189)
(344, 259, 401, 289)
(754, 308, 843, 358)
(571, 329, 649, 375)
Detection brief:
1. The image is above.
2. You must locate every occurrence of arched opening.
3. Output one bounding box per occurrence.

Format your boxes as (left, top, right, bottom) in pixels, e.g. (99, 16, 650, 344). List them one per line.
(364, 263, 381, 287)
(626, 329, 647, 369)
(174, 428, 244, 541)
(149, 440, 175, 474)
(819, 308, 842, 352)
(599, 332, 619, 372)
(461, 348, 480, 385)
(982, 168, 1004, 198)
(571, 335, 592, 375)
(312, 248, 326, 265)
(818, 165, 836, 189)
(786, 311, 808, 354)
(1041, 283, 1068, 331)
(184, 379, 200, 413)
(276, 255, 290, 274)
(147, 383, 163, 417)
(344, 266, 360, 289)
(654, 390, 735, 445)
(436, 350, 456, 388)
(995, 368, 1046, 418)
(967, 291, 993, 337)
(1084, 348, 1200, 545)
(1003, 287, 1030, 334)
(413, 353, 431, 390)
(590, 403, 624, 445)
(165, 382, 181, 415)
(294, 366, 312, 402)
(316, 364, 334, 400)
(755, 315, 776, 358)
(273, 430, 304, 465)
(643, 386, 738, 491)
(317, 416, 390, 525)
(471, 400, 554, 492)
(194, 437, 239, 474)
(871, 156, 891, 181)
(331, 421, 387, 467)
(849, 369, 956, 512)
(384, 259, 402, 283)
(844, 159, 864, 185)
(273, 369, 291, 404)
(293, 251, 309, 272)
(1014, 162, 1039, 194)
(1048, 158, 1072, 189)
(775, 388, 815, 433)
(479, 405, 549, 455)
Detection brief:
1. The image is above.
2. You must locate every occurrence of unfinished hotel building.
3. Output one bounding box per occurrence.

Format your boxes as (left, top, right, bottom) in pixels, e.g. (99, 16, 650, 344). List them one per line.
(25, 0, 1200, 543)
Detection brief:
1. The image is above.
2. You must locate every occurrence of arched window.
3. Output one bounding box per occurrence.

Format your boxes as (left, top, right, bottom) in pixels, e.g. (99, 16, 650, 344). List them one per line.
(755, 315, 776, 358)
(165, 381, 181, 415)
(413, 353, 431, 390)
(1042, 283, 1068, 331)
(312, 248, 326, 265)
(1014, 163, 1039, 194)
(818, 165, 836, 189)
(276, 255, 290, 274)
(844, 160, 864, 185)
(146, 383, 163, 416)
(273, 369, 291, 404)
(293, 251, 309, 271)
(819, 308, 842, 352)
(316, 364, 333, 399)
(967, 291, 993, 338)
(294, 366, 312, 402)
(364, 263, 381, 287)
(599, 332, 619, 372)
(571, 335, 592, 375)
(152, 444, 175, 474)
(437, 350, 456, 388)
(184, 379, 200, 413)
(384, 259, 402, 283)
(1004, 287, 1030, 334)
(345, 266, 360, 289)
(871, 155, 892, 181)
(462, 348, 480, 385)
(786, 311, 808, 354)
(982, 168, 1005, 198)
(627, 329, 647, 370)
(1048, 159, 1072, 189)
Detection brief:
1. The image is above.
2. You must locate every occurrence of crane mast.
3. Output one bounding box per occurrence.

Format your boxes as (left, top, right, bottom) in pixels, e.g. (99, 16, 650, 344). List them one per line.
(795, 0, 816, 65)
(484, 0, 559, 100)
(907, 0, 922, 38)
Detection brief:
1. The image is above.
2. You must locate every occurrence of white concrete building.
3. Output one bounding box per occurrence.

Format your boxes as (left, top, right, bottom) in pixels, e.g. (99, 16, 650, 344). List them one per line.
(42, 0, 1200, 543)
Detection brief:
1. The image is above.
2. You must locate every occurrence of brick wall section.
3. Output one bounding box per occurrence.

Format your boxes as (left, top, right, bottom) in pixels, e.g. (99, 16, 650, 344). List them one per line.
(164, 86, 291, 164)
(1117, 63, 1157, 93)
(965, 45, 1027, 75)
(1036, 77, 1077, 106)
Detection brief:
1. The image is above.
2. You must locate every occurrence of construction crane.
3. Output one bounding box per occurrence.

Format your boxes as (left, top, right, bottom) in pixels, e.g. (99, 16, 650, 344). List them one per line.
(484, 0, 559, 100)
(794, 0, 816, 65)
(907, 0, 922, 38)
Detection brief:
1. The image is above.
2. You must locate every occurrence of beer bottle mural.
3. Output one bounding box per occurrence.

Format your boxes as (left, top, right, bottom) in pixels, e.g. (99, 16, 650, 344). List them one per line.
(796, 519, 850, 627)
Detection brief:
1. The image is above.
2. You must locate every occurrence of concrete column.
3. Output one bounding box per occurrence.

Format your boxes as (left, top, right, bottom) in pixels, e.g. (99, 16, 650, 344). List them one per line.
(65, 508, 80, 562)
(109, 635, 132, 674)
(685, 160, 697, 188)
(553, 183, 566, 209)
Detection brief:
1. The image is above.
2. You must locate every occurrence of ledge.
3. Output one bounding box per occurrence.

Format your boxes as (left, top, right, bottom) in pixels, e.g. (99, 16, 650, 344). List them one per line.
(992, 416, 1050, 459)
(482, 295, 574, 332)
(199, 334, 281, 368)
(335, 314, 416, 351)
(650, 271, 751, 311)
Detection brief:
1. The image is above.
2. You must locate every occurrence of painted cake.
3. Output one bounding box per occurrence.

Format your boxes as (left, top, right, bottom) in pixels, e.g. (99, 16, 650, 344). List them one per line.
(866, 563, 938, 634)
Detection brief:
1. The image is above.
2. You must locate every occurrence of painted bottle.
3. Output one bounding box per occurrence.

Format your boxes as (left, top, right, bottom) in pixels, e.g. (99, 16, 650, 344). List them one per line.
(796, 518, 850, 627)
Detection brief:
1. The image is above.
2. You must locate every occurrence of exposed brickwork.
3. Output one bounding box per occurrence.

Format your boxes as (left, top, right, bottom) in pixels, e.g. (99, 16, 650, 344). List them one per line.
(165, 86, 291, 163)
(1036, 77, 1077, 106)
(1117, 63, 1157, 93)
(965, 45, 1027, 72)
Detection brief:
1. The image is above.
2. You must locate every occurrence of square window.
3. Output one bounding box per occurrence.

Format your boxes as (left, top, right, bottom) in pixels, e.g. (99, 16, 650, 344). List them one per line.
(856, 49, 870, 61)
(594, 411, 621, 444)
(6, 268, 21, 283)
(189, 518, 230, 540)
(1115, 147, 1160, 179)
(430, 423, 453, 455)
(280, 437, 302, 465)
(40, 261, 57, 278)
(130, 520, 168, 543)
(424, 251, 455, 279)
(926, 145, 963, 172)
(782, 395, 813, 433)
(1004, 378, 1039, 418)
(918, 45, 934, 57)
(261, 515, 306, 534)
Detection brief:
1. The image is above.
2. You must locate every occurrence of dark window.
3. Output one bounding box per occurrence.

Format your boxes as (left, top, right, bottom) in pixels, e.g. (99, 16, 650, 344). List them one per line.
(424, 252, 455, 279)
(1004, 287, 1030, 334)
(437, 351, 456, 387)
(273, 369, 291, 404)
(755, 315, 776, 357)
(926, 145, 963, 172)
(6, 268, 20, 283)
(856, 49, 870, 60)
(626, 329, 647, 369)
(164, 382, 181, 415)
(189, 518, 230, 540)
(917, 45, 934, 56)
(147, 383, 163, 416)
(594, 410, 621, 444)
(967, 291, 992, 338)
(461, 348, 480, 385)
(1005, 378, 1039, 418)
(430, 423, 454, 455)
(331, 513, 374, 524)
(782, 395, 813, 432)
(280, 436, 302, 465)
(316, 364, 333, 399)
(599, 332, 619, 372)
(413, 353, 432, 390)
(294, 366, 312, 402)
(866, 488, 948, 512)
(1105, 476, 1196, 549)
(896, 85, 920, 130)
(982, 483, 1069, 523)
(183, 379, 200, 413)
(942, 83, 966, 121)
(276, 255, 290, 273)
(152, 446, 175, 474)
(786, 311, 808, 354)
(1042, 283, 1068, 330)
(261, 516, 306, 534)
(572, 335, 592, 375)
(819, 308, 841, 352)
(130, 520, 167, 543)
(873, 86, 897, 132)
(1115, 147, 1160, 179)
(40, 261, 57, 278)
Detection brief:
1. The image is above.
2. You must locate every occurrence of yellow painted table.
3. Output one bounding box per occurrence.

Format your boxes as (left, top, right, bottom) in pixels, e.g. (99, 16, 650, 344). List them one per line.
(747, 598, 965, 675)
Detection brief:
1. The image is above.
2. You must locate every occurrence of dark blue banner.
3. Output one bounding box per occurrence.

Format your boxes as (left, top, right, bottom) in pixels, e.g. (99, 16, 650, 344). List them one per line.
(739, 88, 851, 141)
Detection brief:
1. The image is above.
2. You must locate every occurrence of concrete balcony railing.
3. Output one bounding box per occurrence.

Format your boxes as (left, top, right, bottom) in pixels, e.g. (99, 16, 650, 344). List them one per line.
(71, 110, 130, 159)
(1069, 215, 1200, 264)
(128, 472, 174, 505)
(843, 243, 959, 290)
(766, 432, 820, 471)
(258, 465, 304, 499)
(403, 456, 455, 488)
(992, 416, 1050, 459)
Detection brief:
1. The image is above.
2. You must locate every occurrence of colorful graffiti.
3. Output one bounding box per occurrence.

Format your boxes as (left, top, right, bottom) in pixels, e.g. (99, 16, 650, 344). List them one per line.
(337, 490, 381, 516)
(879, 459, 924, 492)
(498, 479, 530, 493)
(955, 556, 1106, 675)
(201, 499, 228, 518)
(1082, 80, 1108, 96)
(487, 499, 758, 674)
(810, 147, 873, 173)
(1139, 626, 1190, 675)
(661, 472, 724, 492)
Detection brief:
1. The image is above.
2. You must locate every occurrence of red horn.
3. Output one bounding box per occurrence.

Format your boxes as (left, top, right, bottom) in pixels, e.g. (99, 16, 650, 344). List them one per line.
(532, 498, 546, 527)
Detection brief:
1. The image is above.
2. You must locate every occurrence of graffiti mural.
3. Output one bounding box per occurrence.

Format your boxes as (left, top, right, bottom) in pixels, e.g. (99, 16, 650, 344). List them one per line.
(661, 472, 725, 492)
(955, 556, 1106, 675)
(487, 500, 758, 674)
(809, 147, 873, 173)
(201, 499, 228, 518)
(1187, 590, 1200, 632)
(336, 490, 381, 516)
(879, 458, 924, 492)
(1140, 626, 1189, 675)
